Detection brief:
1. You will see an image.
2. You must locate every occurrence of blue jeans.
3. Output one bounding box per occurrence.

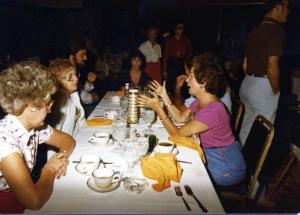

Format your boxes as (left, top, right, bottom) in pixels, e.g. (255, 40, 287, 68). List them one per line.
(204, 141, 246, 186)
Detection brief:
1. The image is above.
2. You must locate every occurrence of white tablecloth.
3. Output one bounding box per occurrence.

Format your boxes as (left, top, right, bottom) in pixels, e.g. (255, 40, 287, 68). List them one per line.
(26, 92, 224, 213)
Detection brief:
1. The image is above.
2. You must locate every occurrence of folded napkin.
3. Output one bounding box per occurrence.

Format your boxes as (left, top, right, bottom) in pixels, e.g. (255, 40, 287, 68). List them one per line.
(114, 90, 124, 97)
(141, 153, 182, 192)
(169, 136, 206, 163)
(86, 118, 112, 126)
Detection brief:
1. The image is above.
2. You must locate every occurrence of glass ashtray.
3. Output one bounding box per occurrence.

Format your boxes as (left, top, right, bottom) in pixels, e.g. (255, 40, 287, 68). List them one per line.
(123, 178, 149, 194)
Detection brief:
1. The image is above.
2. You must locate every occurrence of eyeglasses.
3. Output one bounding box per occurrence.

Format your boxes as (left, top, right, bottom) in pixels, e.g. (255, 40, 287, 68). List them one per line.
(45, 100, 54, 109)
(61, 71, 80, 82)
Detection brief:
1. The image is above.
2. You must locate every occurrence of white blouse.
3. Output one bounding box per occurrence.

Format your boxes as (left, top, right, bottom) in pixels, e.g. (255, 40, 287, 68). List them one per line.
(0, 114, 52, 190)
(139, 41, 161, 63)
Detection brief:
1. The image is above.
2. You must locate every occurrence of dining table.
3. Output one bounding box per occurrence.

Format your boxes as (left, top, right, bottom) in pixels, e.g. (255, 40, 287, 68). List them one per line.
(26, 91, 225, 214)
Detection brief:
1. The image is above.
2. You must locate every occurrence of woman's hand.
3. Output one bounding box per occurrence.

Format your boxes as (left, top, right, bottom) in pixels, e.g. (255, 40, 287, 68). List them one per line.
(137, 91, 160, 111)
(149, 80, 167, 97)
(175, 75, 188, 90)
(45, 152, 69, 179)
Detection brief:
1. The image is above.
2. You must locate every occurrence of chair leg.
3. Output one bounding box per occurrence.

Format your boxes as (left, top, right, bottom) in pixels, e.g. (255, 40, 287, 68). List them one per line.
(274, 155, 296, 189)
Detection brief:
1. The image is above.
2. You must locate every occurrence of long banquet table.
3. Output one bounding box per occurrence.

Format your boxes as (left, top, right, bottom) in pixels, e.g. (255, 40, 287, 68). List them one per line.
(26, 91, 224, 213)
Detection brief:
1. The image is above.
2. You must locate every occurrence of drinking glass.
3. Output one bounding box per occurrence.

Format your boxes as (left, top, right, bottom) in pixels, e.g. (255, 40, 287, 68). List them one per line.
(143, 108, 155, 136)
(121, 139, 139, 176)
(112, 121, 127, 146)
(120, 96, 128, 114)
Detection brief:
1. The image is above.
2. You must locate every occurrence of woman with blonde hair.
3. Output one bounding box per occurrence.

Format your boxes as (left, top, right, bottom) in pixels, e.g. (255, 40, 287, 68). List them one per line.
(0, 61, 75, 212)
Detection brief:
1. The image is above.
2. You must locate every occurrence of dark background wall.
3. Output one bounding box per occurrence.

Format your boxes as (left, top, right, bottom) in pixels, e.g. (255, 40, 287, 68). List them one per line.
(0, 0, 299, 64)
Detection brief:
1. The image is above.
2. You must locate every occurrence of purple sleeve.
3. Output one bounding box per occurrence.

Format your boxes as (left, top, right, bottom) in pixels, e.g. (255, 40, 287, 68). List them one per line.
(189, 99, 199, 112)
(194, 107, 219, 129)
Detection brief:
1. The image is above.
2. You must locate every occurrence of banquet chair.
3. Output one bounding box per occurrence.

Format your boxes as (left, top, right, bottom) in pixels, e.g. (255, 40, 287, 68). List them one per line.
(274, 105, 300, 188)
(219, 115, 275, 204)
(230, 91, 245, 140)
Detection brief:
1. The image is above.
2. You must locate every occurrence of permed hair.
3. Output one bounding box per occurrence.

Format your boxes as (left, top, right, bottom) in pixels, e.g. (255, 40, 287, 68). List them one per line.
(0, 61, 57, 115)
(49, 58, 76, 80)
(186, 53, 228, 98)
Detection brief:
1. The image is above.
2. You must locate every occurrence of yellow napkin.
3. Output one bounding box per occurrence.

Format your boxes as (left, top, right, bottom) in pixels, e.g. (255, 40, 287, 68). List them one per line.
(86, 118, 112, 126)
(168, 136, 206, 163)
(114, 90, 124, 97)
(141, 153, 182, 192)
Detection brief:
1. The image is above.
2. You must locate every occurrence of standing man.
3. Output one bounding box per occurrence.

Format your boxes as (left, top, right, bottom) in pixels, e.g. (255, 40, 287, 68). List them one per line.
(163, 22, 192, 96)
(239, 0, 289, 145)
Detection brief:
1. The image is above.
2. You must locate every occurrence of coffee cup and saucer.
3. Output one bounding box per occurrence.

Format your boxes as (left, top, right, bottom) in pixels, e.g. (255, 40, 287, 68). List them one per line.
(154, 140, 179, 155)
(87, 168, 121, 193)
(88, 132, 111, 146)
(75, 154, 100, 176)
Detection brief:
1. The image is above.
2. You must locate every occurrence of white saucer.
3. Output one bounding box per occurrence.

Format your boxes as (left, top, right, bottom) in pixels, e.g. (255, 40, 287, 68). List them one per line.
(87, 177, 120, 193)
(75, 163, 94, 176)
(153, 146, 179, 155)
(88, 138, 114, 146)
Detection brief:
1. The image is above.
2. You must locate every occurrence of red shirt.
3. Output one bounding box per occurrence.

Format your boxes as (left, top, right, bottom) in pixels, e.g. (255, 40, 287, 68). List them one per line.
(163, 36, 192, 71)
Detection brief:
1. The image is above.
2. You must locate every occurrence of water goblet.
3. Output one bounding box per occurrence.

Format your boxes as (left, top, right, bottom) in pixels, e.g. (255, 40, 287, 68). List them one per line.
(143, 108, 156, 136)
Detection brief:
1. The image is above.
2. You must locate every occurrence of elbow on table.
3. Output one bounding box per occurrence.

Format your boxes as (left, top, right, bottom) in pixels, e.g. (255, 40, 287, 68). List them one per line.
(25, 198, 45, 210)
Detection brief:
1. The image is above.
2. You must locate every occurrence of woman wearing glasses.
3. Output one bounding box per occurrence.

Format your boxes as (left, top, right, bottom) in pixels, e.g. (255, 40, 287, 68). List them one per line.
(48, 58, 85, 138)
(0, 61, 75, 212)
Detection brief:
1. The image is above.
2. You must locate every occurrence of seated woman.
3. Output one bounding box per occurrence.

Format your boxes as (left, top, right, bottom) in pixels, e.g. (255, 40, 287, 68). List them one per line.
(0, 61, 75, 212)
(120, 51, 151, 91)
(79, 70, 100, 117)
(138, 53, 246, 186)
(48, 58, 85, 137)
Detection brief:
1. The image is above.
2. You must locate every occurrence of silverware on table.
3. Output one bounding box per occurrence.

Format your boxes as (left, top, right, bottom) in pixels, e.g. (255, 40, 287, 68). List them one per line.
(72, 160, 113, 165)
(184, 185, 208, 213)
(177, 160, 192, 164)
(174, 186, 191, 211)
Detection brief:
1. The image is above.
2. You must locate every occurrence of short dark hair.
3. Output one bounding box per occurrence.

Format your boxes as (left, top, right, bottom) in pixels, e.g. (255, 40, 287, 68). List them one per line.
(188, 53, 227, 98)
(68, 38, 86, 56)
(263, 0, 286, 14)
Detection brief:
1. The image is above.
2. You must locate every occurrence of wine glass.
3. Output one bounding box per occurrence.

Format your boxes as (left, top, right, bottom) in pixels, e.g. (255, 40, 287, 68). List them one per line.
(112, 121, 127, 147)
(121, 139, 139, 176)
(143, 108, 156, 136)
(120, 96, 128, 115)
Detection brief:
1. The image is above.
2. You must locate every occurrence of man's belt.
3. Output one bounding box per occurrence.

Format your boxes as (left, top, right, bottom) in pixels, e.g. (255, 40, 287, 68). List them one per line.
(247, 73, 267, 78)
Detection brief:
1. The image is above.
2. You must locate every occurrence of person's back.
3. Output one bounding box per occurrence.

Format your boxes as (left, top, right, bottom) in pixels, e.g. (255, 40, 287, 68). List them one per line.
(245, 19, 284, 76)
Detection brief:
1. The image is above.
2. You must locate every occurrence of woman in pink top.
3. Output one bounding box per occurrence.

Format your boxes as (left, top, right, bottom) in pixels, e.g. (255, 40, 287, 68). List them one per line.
(138, 53, 246, 186)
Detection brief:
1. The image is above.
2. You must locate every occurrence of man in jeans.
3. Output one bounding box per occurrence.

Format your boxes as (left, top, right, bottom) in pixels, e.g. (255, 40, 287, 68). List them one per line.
(239, 0, 289, 145)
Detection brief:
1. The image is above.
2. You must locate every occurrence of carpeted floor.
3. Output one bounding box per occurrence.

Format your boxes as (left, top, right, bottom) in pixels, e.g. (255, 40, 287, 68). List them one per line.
(222, 161, 300, 213)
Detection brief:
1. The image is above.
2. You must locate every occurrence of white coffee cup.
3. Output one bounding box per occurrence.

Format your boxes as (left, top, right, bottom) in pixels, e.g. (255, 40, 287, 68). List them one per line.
(156, 141, 175, 154)
(110, 96, 120, 104)
(78, 155, 100, 175)
(92, 168, 121, 188)
(104, 111, 118, 120)
(89, 132, 110, 145)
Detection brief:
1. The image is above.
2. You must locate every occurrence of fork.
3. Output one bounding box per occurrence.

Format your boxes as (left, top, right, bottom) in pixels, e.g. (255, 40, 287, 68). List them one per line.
(174, 186, 191, 211)
(184, 185, 208, 213)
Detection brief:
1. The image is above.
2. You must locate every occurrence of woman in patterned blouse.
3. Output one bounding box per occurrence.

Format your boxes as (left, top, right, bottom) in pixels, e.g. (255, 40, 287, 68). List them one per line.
(0, 61, 75, 212)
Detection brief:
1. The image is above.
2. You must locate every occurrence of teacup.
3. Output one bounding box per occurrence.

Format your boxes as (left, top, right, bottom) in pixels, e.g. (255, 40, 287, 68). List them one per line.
(156, 141, 175, 154)
(78, 155, 100, 175)
(92, 168, 121, 188)
(89, 132, 110, 145)
(104, 111, 118, 120)
(110, 96, 120, 104)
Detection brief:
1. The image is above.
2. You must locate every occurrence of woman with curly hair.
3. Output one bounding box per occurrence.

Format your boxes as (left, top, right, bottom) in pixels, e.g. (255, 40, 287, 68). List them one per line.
(0, 61, 75, 212)
(138, 53, 246, 186)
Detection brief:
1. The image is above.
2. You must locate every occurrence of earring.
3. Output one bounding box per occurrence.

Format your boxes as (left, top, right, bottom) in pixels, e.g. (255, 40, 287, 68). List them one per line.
(30, 108, 36, 112)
